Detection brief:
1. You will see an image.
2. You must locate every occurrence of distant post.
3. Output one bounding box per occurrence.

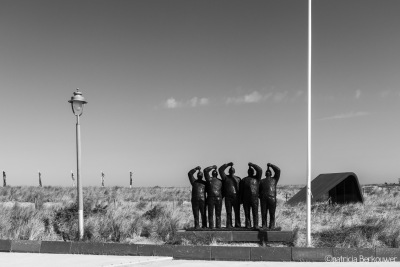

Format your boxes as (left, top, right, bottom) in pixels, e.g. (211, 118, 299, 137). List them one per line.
(101, 171, 105, 187)
(2, 171, 6, 187)
(71, 170, 75, 187)
(38, 171, 42, 187)
(130, 171, 133, 188)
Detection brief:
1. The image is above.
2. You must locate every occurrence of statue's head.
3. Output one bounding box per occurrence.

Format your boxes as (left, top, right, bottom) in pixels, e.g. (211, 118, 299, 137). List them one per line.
(212, 170, 218, 178)
(197, 171, 204, 180)
(229, 167, 235, 176)
(248, 167, 254, 177)
(266, 169, 272, 178)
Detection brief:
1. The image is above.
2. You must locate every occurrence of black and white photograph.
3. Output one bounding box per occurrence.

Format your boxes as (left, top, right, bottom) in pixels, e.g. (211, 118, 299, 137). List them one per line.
(1, 0, 400, 266)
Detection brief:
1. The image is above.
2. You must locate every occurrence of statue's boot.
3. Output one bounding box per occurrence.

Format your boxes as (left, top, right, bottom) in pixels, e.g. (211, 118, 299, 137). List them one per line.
(269, 219, 276, 230)
(216, 216, 221, 228)
(226, 213, 233, 228)
(253, 212, 259, 229)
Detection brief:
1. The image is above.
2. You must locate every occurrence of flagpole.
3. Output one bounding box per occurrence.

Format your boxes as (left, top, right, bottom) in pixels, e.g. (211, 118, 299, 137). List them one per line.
(306, 0, 312, 247)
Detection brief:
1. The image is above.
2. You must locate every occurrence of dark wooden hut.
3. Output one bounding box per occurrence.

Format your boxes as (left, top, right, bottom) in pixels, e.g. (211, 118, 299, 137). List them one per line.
(287, 172, 364, 205)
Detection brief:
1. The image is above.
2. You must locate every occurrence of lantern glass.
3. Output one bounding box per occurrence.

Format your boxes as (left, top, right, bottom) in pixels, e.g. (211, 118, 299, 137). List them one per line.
(72, 101, 84, 116)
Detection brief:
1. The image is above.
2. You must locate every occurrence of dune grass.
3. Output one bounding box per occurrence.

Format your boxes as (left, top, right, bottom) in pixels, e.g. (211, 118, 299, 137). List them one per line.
(0, 185, 399, 247)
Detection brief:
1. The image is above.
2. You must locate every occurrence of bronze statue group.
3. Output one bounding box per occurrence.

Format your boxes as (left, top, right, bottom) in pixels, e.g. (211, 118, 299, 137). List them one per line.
(188, 162, 280, 230)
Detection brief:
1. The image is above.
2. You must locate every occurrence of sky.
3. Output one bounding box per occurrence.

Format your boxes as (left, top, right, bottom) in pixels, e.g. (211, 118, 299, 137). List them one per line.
(1, 0, 400, 187)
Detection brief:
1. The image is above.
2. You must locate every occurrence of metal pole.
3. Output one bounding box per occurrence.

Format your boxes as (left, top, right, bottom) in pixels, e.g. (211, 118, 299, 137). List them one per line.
(306, 0, 312, 247)
(71, 170, 75, 187)
(76, 115, 84, 239)
(38, 171, 42, 187)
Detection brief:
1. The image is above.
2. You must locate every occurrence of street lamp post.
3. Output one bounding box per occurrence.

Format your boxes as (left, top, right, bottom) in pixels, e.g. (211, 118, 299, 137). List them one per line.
(68, 89, 87, 240)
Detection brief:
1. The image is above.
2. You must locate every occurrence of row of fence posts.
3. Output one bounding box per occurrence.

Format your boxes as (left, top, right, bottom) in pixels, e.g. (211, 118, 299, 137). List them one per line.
(82, 171, 134, 188)
(1, 171, 135, 188)
(1, 170, 44, 187)
(3, 171, 400, 193)
(0, 173, 291, 205)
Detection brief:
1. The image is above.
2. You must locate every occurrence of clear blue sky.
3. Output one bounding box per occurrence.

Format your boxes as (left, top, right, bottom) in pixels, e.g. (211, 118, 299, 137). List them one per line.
(1, 0, 400, 187)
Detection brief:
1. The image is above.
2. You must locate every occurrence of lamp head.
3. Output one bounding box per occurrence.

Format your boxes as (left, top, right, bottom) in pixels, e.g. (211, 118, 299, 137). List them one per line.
(68, 89, 87, 116)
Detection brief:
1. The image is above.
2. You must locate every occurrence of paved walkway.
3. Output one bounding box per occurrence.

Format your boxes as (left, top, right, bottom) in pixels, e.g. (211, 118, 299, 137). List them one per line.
(0, 253, 399, 267)
(0, 253, 172, 267)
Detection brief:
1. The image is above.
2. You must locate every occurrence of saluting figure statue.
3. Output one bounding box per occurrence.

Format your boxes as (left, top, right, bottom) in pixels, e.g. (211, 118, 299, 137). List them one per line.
(219, 162, 241, 228)
(204, 165, 223, 229)
(188, 166, 207, 229)
(259, 163, 281, 229)
(240, 162, 262, 229)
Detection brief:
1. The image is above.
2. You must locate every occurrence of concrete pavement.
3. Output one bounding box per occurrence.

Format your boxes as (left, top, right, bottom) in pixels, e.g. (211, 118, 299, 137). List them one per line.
(0, 253, 399, 267)
(0, 253, 172, 267)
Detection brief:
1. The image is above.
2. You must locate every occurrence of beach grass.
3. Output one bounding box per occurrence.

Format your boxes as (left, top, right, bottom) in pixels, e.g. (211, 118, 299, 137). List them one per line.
(0, 185, 399, 247)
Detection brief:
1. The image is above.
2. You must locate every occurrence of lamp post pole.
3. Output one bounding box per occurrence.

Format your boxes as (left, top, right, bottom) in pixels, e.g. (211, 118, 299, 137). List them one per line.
(69, 89, 87, 240)
(76, 113, 83, 239)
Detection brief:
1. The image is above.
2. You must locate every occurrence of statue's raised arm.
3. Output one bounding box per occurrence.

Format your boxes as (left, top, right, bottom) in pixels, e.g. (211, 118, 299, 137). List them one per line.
(269, 163, 281, 183)
(204, 165, 215, 182)
(218, 162, 232, 181)
(249, 162, 262, 181)
(188, 166, 200, 185)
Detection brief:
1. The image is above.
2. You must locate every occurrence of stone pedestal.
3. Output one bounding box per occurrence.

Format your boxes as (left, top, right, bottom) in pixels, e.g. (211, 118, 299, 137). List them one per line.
(175, 228, 293, 243)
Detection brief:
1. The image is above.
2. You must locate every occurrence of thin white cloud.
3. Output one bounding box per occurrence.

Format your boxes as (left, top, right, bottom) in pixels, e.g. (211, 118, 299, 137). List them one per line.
(164, 97, 180, 109)
(226, 96, 242, 104)
(199, 98, 209, 106)
(165, 90, 298, 108)
(379, 90, 400, 98)
(295, 90, 304, 98)
(319, 111, 369, 121)
(163, 96, 209, 109)
(244, 91, 263, 103)
(355, 89, 361, 99)
(290, 90, 305, 102)
(226, 91, 271, 105)
(189, 97, 198, 107)
(273, 91, 288, 103)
